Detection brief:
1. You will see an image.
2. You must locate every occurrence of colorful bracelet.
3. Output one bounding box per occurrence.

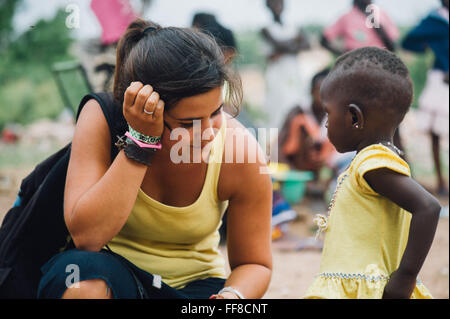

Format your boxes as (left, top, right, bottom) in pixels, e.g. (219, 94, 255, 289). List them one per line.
(128, 125, 161, 145)
(115, 135, 157, 166)
(125, 132, 162, 149)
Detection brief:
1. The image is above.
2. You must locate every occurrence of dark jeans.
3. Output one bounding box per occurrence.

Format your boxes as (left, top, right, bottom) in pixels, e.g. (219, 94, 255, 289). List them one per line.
(37, 248, 225, 299)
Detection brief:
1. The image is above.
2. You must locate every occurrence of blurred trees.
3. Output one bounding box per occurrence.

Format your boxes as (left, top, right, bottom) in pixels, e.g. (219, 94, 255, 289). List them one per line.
(0, 1, 74, 129)
(0, 0, 21, 51)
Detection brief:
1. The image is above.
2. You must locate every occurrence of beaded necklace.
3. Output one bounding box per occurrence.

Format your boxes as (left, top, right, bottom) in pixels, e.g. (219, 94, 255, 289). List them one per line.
(379, 141, 404, 157)
(313, 173, 348, 240)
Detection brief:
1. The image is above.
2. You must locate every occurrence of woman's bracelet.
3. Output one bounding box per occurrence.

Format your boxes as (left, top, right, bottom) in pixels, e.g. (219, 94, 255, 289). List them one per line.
(115, 135, 158, 166)
(210, 287, 245, 299)
(128, 125, 161, 145)
(125, 132, 162, 149)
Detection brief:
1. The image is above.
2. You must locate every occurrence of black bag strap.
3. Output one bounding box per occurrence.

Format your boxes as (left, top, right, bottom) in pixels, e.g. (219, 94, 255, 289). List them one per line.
(76, 92, 128, 160)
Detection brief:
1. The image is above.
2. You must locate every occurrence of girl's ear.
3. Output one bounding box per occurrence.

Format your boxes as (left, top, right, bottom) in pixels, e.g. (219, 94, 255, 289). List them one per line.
(348, 103, 365, 130)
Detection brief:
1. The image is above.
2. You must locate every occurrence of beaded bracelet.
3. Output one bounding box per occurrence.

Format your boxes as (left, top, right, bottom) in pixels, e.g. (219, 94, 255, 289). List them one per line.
(128, 125, 161, 145)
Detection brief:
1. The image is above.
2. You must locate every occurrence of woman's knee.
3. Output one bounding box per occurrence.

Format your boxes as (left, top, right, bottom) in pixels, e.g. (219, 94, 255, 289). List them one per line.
(62, 278, 113, 299)
(38, 249, 138, 299)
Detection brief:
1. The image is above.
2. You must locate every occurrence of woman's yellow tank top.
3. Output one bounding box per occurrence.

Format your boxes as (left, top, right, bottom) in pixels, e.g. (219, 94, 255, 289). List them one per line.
(107, 115, 229, 289)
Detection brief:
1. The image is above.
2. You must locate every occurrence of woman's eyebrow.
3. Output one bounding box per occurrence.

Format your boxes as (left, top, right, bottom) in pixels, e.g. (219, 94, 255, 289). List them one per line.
(177, 103, 224, 121)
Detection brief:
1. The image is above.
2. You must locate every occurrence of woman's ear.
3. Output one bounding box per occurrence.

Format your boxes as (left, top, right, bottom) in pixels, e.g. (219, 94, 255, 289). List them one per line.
(348, 103, 364, 130)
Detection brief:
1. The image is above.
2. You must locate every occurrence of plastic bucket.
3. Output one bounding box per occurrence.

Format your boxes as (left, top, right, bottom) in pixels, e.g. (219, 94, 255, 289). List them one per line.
(271, 167, 314, 205)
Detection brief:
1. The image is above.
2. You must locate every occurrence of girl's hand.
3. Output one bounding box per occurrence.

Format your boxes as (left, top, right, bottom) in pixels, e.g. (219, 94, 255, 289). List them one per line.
(382, 269, 416, 299)
(123, 82, 165, 137)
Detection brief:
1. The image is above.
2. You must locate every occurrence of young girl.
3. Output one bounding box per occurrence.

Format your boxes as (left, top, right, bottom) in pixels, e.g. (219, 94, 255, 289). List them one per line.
(304, 47, 441, 299)
(37, 20, 272, 299)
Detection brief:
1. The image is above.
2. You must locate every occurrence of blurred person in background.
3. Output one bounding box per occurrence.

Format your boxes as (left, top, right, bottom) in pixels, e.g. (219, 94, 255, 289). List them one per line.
(90, 0, 152, 91)
(89, 0, 138, 91)
(402, 0, 449, 196)
(278, 69, 335, 175)
(261, 0, 310, 131)
(278, 69, 355, 191)
(192, 12, 237, 64)
(91, 0, 137, 48)
(320, 0, 398, 55)
(320, 0, 406, 156)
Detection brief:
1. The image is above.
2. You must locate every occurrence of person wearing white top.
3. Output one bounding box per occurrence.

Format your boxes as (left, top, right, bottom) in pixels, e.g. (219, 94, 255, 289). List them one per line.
(261, 0, 310, 130)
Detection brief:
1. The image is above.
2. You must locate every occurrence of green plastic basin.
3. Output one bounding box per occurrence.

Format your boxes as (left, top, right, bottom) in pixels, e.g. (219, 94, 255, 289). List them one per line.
(272, 170, 314, 205)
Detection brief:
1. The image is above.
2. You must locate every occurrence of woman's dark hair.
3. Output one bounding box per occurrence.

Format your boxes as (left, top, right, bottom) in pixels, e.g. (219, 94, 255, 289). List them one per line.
(113, 19, 242, 115)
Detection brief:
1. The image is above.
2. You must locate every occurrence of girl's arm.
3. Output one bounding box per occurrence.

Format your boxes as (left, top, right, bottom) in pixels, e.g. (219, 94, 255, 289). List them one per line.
(65, 83, 164, 252)
(364, 168, 441, 299)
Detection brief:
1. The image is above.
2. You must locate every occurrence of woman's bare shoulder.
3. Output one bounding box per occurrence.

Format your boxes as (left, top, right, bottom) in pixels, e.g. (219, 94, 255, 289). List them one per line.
(218, 114, 270, 200)
(71, 98, 111, 164)
(223, 114, 264, 162)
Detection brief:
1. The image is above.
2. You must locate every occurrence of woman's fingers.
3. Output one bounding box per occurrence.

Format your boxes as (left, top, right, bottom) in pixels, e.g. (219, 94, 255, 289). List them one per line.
(134, 84, 154, 112)
(122, 81, 165, 137)
(143, 91, 160, 118)
(153, 99, 165, 121)
(123, 82, 144, 109)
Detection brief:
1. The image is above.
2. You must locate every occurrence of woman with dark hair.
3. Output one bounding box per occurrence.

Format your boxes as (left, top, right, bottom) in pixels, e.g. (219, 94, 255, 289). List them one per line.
(37, 20, 272, 299)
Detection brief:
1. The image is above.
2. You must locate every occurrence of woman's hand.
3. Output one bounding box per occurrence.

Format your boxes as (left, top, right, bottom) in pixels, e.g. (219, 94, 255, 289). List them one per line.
(210, 292, 240, 299)
(382, 269, 416, 299)
(123, 81, 165, 137)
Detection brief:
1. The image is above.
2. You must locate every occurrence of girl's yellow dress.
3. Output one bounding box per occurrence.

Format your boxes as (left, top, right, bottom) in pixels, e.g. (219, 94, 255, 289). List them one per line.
(304, 144, 433, 299)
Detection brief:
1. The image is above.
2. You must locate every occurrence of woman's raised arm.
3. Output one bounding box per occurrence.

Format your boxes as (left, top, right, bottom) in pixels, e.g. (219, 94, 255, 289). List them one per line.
(64, 82, 164, 252)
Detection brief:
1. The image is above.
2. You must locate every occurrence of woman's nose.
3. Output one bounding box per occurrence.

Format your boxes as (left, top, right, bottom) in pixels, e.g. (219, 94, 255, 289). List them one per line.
(202, 120, 216, 143)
